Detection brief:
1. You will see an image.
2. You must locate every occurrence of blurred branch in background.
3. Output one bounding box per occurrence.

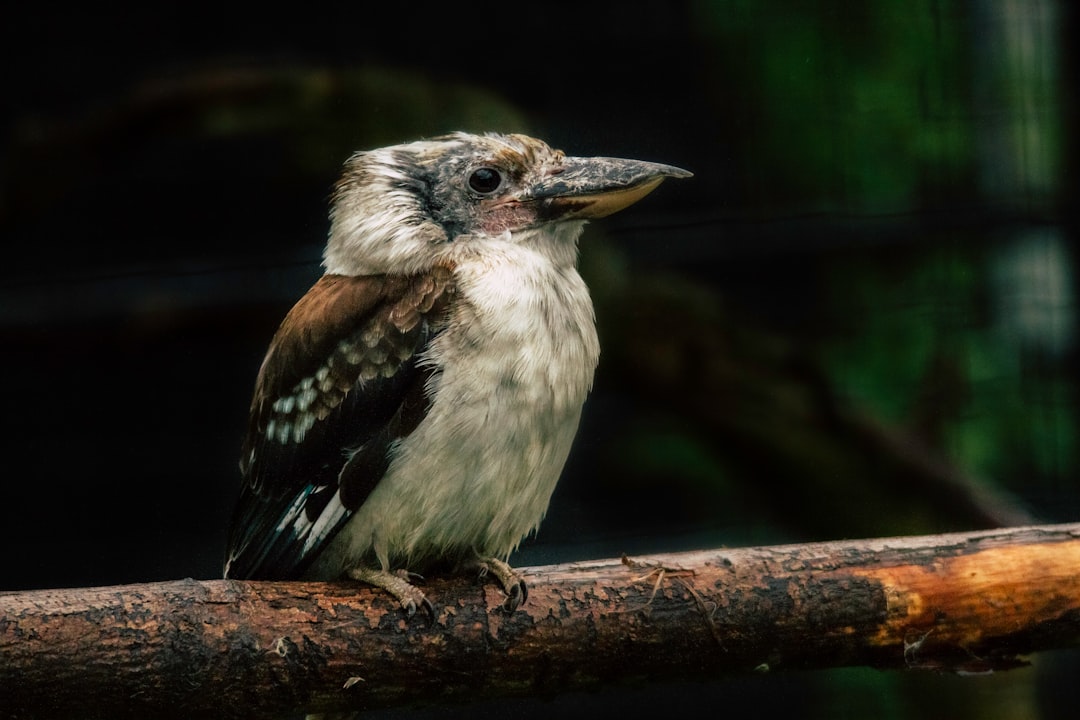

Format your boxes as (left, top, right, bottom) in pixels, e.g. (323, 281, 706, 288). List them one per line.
(0, 62, 532, 281)
(583, 236, 1035, 543)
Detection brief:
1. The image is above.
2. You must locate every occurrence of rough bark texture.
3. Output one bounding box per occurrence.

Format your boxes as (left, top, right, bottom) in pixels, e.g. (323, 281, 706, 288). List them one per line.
(2, 524, 1079, 719)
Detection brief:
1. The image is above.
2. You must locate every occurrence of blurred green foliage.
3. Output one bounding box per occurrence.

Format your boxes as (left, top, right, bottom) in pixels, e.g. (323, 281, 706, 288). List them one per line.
(683, 0, 1072, 523)
(692, 0, 975, 211)
(821, 241, 1075, 512)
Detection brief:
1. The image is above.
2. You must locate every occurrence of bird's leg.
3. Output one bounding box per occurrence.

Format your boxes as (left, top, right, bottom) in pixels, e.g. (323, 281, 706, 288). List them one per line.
(347, 566, 434, 619)
(472, 556, 528, 612)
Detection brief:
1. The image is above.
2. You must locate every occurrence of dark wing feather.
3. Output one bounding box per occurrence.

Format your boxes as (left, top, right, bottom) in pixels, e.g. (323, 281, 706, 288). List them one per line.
(225, 269, 454, 579)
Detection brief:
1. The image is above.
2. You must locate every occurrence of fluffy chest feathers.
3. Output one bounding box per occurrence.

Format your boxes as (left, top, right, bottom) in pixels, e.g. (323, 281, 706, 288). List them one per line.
(436, 235, 600, 414)
(310, 234, 601, 575)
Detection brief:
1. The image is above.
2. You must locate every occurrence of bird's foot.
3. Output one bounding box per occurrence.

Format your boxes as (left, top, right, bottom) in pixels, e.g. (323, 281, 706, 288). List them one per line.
(347, 566, 434, 620)
(474, 556, 528, 612)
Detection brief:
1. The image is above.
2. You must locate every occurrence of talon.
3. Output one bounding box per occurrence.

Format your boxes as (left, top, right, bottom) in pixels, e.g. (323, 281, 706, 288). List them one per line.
(420, 596, 436, 623)
(402, 594, 435, 621)
(474, 556, 528, 612)
(502, 580, 527, 613)
(394, 569, 425, 583)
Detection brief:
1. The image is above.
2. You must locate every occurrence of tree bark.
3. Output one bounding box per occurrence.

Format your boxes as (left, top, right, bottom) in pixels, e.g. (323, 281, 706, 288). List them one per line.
(2, 523, 1079, 719)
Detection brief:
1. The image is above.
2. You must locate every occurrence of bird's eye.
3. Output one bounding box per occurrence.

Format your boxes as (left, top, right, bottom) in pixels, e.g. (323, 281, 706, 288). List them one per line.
(468, 167, 504, 195)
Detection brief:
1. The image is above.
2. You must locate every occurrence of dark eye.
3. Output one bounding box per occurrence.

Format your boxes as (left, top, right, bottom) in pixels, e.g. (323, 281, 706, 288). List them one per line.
(468, 167, 504, 195)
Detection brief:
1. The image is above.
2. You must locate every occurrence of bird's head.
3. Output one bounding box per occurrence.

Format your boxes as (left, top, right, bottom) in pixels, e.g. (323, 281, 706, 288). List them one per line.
(324, 132, 691, 276)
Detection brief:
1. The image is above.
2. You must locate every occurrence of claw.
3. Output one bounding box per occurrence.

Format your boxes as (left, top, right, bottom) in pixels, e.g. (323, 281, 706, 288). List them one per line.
(401, 597, 418, 617)
(502, 579, 527, 613)
(394, 568, 425, 583)
(399, 594, 436, 623)
(474, 556, 528, 613)
(420, 596, 436, 623)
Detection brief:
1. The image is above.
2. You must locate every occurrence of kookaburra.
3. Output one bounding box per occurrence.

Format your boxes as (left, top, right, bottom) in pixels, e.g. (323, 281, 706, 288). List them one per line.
(225, 132, 690, 616)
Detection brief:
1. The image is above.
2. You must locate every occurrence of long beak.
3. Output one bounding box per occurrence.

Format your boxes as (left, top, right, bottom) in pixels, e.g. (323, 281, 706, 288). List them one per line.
(525, 156, 692, 221)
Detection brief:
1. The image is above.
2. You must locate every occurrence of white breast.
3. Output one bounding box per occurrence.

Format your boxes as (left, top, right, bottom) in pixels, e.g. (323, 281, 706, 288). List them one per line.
(312, 226, 600, 575)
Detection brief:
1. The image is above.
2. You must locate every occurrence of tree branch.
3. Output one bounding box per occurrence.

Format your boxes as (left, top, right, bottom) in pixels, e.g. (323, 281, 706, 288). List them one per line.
(3, 524, 1079, 718)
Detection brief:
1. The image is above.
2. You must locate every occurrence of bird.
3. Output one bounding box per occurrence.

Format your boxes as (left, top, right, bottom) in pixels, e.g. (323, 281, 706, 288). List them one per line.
(224, 131, 690, 616)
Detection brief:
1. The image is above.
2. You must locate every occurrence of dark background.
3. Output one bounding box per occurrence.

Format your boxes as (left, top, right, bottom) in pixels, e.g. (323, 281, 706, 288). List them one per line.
(2, 2, 1077, 718)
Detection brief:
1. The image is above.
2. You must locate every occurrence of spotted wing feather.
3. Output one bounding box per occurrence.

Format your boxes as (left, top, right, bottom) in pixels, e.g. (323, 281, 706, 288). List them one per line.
(225, 269, 453, 579)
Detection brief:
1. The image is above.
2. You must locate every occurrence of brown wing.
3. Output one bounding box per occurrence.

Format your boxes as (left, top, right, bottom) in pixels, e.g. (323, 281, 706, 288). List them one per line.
(225, 268, 454, 579)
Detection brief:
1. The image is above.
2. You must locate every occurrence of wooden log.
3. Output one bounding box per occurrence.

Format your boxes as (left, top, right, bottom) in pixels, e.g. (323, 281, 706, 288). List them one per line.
(2, 523, 1079, 719)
